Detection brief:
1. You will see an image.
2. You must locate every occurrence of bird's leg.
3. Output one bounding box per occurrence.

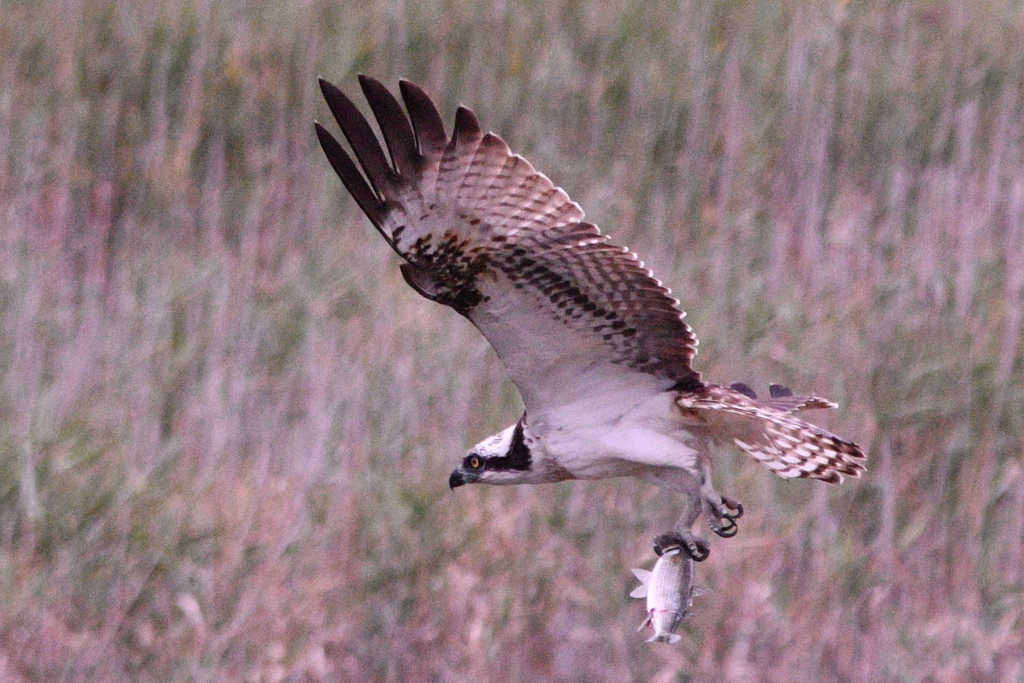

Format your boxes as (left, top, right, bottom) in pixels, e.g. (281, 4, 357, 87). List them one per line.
(639, 467, 714, 561)
(660, 488, 710, 562)
(699, 463, 743, 538)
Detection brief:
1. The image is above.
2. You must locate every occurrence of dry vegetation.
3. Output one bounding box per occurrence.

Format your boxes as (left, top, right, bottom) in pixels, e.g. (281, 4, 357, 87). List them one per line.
(2, 0, 1023, 680)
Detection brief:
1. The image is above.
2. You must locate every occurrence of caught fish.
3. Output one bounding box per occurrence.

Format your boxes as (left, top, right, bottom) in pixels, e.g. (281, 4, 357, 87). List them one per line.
(631, 534, 695, 644)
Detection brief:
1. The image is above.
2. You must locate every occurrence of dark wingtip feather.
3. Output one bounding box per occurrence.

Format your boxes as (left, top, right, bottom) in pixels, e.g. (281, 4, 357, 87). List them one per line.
(318, 76, 345, 110)
(730, 382, 758, 400)
(399, 80, 448, 156)
(769, 384, 794, 398)
(318, 76, 393, 197)
(359, 75, 418, 176)
(452, 106, 482, 144)
(315, 121, 388, 234)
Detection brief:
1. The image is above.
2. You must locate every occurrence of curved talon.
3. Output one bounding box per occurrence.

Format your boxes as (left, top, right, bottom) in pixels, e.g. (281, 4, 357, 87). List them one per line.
(686, 538, 710, 562)
(720, 499, 745, 520)
(714, 517, 738, 538)
(656, 531, 710, 561)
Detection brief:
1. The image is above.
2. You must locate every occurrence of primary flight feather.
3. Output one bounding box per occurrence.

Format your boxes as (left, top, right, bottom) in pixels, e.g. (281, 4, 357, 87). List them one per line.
(315, 76, 865, 560)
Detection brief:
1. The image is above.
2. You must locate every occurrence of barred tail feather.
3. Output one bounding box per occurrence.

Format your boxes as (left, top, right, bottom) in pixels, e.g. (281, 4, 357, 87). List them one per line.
(677, 385, 867, 483)
(733, 420, 866, 482)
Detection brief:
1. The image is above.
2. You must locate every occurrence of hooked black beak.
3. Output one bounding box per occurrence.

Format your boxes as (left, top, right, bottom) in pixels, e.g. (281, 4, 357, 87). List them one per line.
(449, 468, 478, 490)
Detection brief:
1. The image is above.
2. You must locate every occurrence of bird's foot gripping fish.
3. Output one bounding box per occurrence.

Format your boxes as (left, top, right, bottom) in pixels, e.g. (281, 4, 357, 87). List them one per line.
(631, 534, 696, 644)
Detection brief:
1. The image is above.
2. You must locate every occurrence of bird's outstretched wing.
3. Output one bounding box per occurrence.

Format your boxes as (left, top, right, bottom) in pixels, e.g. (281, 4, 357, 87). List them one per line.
(316, 76, 700, 413)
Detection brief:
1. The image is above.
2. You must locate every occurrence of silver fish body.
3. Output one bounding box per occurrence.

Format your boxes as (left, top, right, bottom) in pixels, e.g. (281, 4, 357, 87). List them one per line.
(630, 541, 695, 644)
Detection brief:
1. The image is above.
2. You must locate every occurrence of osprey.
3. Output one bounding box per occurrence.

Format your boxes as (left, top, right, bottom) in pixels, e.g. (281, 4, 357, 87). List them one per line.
(315, 76, 865, 560)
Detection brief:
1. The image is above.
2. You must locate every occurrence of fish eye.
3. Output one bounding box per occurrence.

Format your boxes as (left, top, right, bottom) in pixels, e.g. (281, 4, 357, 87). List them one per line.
(466, 455, 482, 470)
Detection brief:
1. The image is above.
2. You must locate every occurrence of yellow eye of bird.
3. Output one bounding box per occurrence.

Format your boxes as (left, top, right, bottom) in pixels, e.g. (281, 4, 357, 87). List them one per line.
(470, 456, 481, 469)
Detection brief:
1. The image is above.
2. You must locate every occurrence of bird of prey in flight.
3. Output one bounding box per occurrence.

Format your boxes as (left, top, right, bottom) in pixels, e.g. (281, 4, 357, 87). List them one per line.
(315, 76, 865, 560)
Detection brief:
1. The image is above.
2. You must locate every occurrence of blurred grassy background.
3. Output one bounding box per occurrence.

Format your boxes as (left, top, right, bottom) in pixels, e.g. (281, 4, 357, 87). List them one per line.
(2, 0, 1023, 680)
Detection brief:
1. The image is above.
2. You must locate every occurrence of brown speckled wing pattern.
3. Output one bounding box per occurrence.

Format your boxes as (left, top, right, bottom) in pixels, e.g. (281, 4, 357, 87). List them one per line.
(316, 76, 700, 391)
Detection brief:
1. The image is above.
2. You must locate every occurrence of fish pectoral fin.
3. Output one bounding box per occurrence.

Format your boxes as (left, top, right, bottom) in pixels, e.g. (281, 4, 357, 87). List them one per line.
(626, 573, 651, 598)
(631, 568, 652, 582)
(636, 615, 652, 632)
(630, 568, 652, 599)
